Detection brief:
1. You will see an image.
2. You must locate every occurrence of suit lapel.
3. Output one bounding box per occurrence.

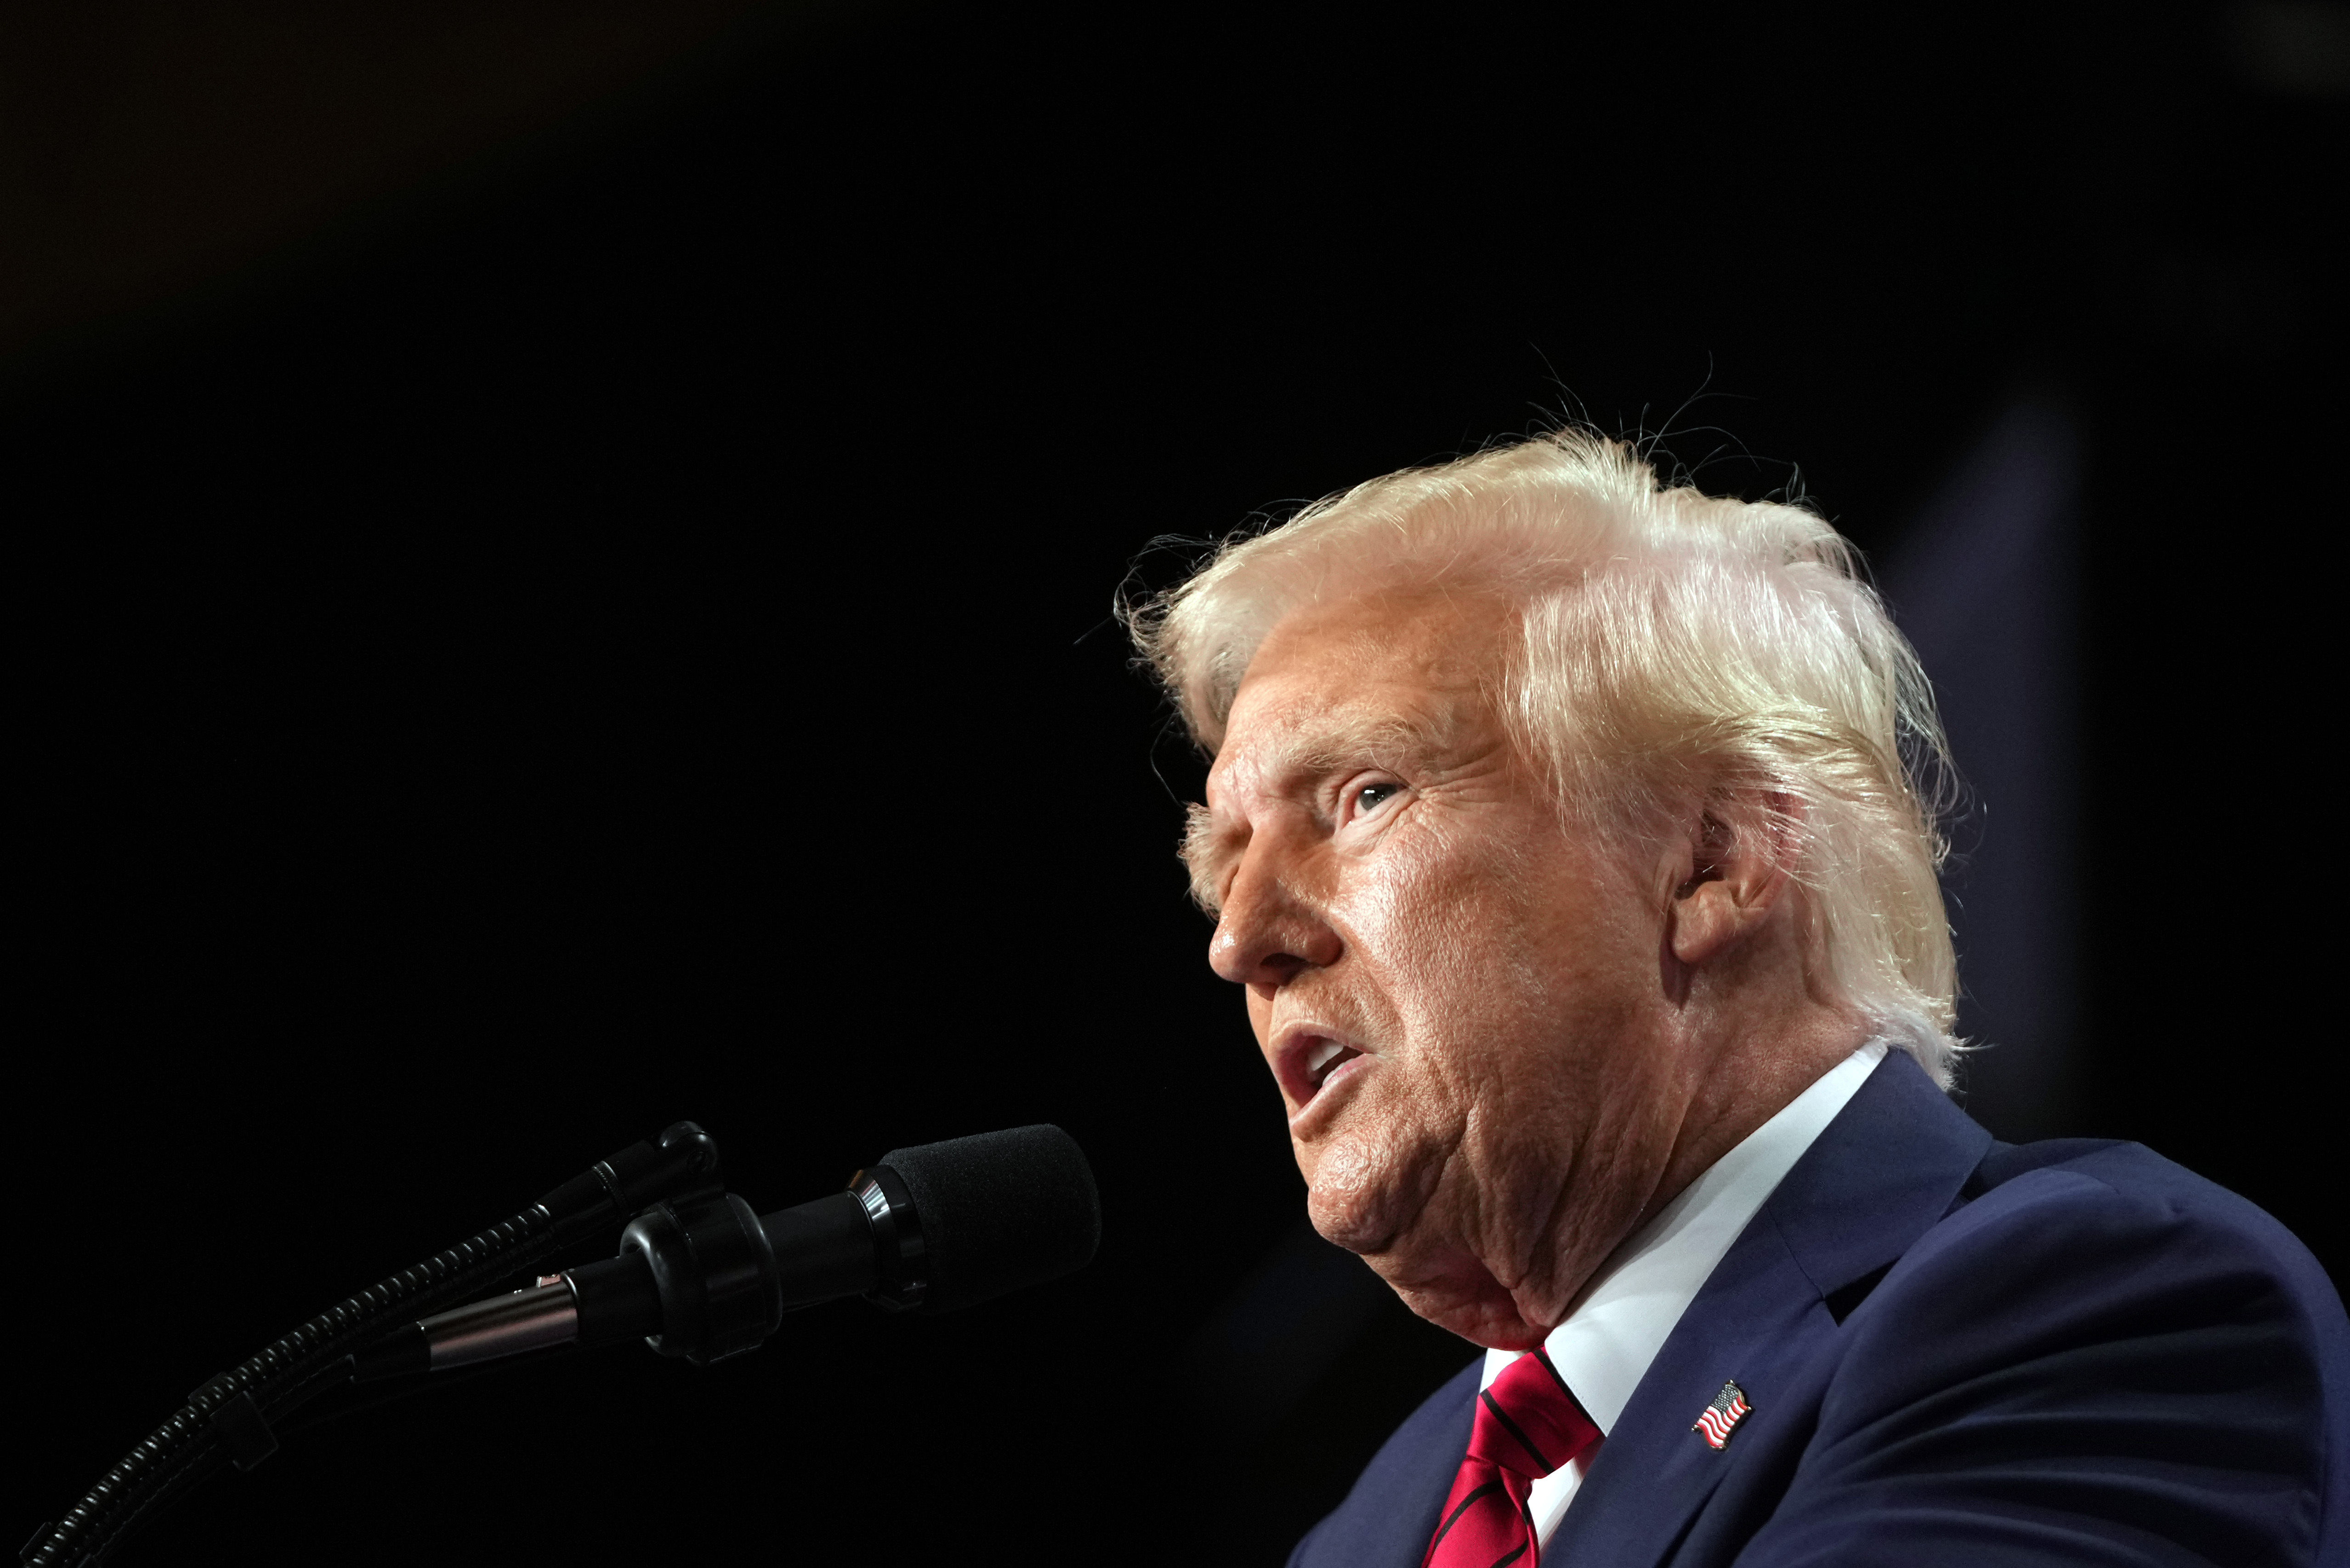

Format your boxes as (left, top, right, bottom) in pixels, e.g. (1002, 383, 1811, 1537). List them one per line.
(1549, 1220, 1833, 1567)
(1546, 1052, 1992, 1568)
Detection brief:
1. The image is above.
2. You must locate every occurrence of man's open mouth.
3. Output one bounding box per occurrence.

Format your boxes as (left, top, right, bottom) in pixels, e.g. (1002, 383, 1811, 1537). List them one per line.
(1303, 1037, 1363, 1098)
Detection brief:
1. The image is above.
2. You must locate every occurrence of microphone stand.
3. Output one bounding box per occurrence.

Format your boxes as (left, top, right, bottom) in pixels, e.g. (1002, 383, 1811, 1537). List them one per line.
(19, 1122, 732, 1568)
(23, 1122, 1036, 1566)
(28, 1123, 940, 1561)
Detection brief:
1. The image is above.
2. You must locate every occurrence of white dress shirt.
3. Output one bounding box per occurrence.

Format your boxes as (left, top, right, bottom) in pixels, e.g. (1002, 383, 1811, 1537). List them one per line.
(1477, 1041, 1888, 1557)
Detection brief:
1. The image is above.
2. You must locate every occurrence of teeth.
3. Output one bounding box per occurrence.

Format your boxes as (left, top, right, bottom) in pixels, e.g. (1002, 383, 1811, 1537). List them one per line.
(1306, 1039, 1346, 1076)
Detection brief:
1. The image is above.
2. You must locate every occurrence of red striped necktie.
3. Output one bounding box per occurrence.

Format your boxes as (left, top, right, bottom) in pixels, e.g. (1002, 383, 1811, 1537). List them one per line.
(1423, 1346, 1601, 1568)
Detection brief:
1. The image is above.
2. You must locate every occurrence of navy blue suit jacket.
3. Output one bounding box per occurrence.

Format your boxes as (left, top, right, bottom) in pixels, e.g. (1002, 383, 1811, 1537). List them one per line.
(1289, 1053, 2348, 1567)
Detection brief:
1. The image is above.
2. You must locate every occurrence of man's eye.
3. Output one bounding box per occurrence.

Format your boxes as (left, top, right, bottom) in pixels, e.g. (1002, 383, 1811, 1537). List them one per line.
(1352, 782, 1402, 819)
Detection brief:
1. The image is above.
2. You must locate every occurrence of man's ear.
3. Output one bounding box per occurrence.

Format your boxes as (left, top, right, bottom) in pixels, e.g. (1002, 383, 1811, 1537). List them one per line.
(1667, 799, 1794, 968)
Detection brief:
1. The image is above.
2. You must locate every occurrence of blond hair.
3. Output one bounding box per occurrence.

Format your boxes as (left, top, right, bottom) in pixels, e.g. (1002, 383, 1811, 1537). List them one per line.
(1129, 429, 1961, 1084)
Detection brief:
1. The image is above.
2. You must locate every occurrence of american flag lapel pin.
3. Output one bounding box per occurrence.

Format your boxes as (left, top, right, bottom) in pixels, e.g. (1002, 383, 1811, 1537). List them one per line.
(1693, 1381, 1751, 1450)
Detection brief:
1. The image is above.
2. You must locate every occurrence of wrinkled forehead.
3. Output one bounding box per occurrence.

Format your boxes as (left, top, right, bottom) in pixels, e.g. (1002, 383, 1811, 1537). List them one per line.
(1207, 588, 1514, 801)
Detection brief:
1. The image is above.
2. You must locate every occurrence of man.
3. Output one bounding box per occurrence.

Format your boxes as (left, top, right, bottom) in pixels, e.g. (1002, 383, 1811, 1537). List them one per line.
(1132, 431, 2346, 1566)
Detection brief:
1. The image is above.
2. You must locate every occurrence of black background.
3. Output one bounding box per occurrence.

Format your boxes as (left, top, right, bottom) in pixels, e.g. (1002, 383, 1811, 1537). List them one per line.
(8, 3, 2343, 1563)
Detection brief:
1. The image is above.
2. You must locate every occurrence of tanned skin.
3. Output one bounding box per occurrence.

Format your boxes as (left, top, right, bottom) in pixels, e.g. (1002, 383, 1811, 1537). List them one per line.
(1191, 585, 1868, 1348)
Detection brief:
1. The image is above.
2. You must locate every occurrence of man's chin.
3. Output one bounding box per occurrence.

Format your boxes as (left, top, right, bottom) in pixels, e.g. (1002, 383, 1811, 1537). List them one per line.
(1302, 1139, 1426, 1255)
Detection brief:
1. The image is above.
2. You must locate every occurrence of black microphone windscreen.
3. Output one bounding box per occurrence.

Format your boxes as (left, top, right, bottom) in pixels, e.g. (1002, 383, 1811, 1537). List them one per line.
(876, 1124, 1101, 1313)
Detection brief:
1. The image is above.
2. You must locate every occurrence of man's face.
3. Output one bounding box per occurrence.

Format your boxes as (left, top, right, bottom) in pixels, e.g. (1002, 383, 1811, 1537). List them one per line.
(1195, 586, 1683, 1347)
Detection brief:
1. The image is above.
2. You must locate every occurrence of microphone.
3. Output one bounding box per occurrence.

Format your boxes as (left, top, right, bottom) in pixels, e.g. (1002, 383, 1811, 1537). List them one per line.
(354, 1124, 1101, 1376)
(22, 1122, 1098, 1568)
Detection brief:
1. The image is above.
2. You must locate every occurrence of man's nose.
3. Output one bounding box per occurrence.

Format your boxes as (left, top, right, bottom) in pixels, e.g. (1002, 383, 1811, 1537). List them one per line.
(1209, 840, 1342, 991)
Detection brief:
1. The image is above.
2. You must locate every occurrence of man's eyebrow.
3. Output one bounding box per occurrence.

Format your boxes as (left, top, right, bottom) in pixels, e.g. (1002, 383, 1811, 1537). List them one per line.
(1181, 708, 1454, 914)
(1273, 708, 1450, 781)
(1182, 802, 1226, 913)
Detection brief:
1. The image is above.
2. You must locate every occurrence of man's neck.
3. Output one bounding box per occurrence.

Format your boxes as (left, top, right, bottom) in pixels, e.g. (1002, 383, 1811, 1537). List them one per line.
(1639, 1008, 1873, 1253)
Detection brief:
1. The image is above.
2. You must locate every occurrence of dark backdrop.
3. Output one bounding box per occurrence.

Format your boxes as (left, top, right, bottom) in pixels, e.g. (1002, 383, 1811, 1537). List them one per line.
(8, 4, 2342, 1563)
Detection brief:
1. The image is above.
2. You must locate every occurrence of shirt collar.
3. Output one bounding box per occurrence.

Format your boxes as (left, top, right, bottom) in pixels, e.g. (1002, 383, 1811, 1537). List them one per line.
(1480, 1041, 1889, 1432)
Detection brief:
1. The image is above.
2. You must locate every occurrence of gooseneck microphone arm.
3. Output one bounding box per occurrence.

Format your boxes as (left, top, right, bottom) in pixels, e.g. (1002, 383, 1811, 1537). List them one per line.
(20, 1123, 1101, 1568)
(20, 1122, 728, 1568)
